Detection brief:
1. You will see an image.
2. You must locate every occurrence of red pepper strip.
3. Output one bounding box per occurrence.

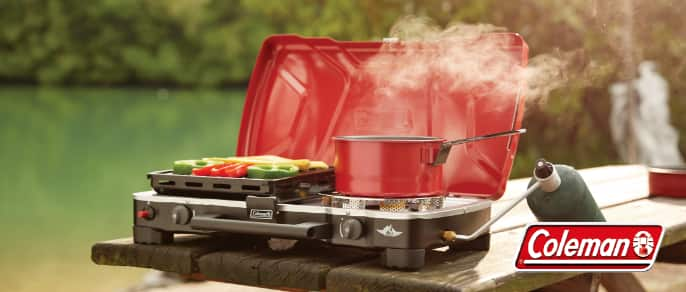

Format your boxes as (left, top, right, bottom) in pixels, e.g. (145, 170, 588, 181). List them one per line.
(233, 164, 249, 177)
(192, 164, 217, 176)
(219, 164, 239, 177)
(210, 163, 236, 177)
(222, 163, 249, 177)
(210, 163, 249, 177)
(193, 162, 250, 177)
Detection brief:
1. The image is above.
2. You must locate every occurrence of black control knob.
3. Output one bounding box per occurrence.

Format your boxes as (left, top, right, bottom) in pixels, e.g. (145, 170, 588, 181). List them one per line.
(339, 218, 364, 240)
(171, 205, 192, 225)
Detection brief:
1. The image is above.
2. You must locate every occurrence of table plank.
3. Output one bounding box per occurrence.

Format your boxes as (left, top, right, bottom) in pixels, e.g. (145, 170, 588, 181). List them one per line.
(91, 234, 261, 274)
(196, 240, 377, 290)
(603, 197, 686, 246)
(93, 235, 377, 291)
(658, 241, 686, 263)
(326, 196, 686, 292)
(500, 164, 647, 201)
(635, 262, 686, 291)
(326, 229, 580, 292)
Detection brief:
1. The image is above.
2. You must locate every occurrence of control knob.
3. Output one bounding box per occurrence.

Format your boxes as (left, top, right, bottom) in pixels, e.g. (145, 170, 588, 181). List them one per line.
(171, 205, 192, 225)
(137, 206, 156, 220)
(339, 218, 364, 240)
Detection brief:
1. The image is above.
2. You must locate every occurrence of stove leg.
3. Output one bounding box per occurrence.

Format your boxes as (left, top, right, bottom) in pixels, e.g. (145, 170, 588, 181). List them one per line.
(133, 226, 173, 244)
(381, 248, 425, 270)
(448, 233, 491, 252)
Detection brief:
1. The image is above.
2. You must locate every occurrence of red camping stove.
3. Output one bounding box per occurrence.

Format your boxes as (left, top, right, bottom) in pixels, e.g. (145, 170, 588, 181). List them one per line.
(132, 34, 529, 269)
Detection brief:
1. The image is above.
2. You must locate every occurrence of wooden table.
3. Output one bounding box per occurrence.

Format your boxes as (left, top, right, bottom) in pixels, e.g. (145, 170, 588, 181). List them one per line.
(92, 165, 686, 291)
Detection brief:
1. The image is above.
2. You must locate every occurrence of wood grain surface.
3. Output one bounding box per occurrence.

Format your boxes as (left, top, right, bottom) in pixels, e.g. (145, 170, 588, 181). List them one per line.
(91, 234, 263, 274)
(196, 240, 377, 290)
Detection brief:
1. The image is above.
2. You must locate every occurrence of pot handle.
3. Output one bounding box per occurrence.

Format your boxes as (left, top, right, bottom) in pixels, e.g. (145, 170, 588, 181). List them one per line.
(431, 129, 527, 166)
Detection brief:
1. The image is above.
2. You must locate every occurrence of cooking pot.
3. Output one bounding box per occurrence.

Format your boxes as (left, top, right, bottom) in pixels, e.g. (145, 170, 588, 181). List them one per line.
(648, 166, 686, 197)
(333, 129, 526, 198)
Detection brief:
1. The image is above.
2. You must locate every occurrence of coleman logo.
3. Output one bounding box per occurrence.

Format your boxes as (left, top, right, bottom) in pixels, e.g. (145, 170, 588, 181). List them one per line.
(515, 223, 664, 272)
(633, 231, 655, 257)
(377, 225, 403, 237)
(249, 209, 273, 220)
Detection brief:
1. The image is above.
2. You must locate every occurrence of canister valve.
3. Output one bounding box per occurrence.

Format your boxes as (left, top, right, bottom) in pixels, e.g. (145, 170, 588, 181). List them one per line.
(533, 158, 561, 193)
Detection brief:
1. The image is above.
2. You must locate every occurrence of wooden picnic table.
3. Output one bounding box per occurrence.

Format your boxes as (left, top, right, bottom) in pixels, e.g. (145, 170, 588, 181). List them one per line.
(92, 165, 686, 291)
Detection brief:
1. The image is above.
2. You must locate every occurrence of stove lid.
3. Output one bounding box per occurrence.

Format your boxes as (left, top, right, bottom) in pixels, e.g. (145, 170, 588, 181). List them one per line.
(236, 34, 528, 200)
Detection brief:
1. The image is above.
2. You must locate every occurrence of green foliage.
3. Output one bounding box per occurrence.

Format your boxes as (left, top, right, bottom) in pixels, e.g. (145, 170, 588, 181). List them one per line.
(0, 0, 398, 86)
(1, 0, 684, 176)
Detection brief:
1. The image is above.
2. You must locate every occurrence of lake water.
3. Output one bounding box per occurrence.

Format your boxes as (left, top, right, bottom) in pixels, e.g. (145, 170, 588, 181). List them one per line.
(0, 87, 245, 291)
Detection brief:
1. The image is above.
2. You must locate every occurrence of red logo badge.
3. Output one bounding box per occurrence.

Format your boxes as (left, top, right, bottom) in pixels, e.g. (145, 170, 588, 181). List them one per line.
(514, 223, 664, 271)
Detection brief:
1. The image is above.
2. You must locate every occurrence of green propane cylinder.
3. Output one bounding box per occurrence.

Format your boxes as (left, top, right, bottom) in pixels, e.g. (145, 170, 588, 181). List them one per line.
(526, 162, 606, 222)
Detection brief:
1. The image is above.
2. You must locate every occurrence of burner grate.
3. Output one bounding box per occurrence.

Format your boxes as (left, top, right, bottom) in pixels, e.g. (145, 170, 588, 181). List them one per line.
(321, 193, 445, 212)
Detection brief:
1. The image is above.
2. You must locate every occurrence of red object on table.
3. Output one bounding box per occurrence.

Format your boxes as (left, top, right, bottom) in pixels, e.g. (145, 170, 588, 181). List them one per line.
(236, 34, 528, 199)
(649, 166, 686, 197)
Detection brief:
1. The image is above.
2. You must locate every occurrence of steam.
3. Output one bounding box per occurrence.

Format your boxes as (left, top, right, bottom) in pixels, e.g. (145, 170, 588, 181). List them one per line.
(525, 51, 574, 104)
(361, 15, 571, 105)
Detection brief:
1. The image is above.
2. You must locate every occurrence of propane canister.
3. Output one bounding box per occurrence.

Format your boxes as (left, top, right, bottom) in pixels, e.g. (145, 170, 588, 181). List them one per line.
(526, 160, 605, 221)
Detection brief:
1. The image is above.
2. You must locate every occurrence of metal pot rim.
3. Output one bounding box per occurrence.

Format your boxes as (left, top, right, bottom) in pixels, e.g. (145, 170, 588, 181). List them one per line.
(333, 135, 444, 142)
(648, 166, 686, 175)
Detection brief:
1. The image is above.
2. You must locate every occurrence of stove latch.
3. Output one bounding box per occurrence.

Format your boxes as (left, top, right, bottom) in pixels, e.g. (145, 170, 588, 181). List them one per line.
(246, 196, 278, 222)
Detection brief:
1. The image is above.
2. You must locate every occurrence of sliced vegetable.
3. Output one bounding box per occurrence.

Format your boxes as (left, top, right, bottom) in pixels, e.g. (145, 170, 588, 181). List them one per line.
(191, 164, 216, 176)
(282, 159, 310, 171)
(173, 160, 211, 175)
(210, 164, 233, 177)
(204, 156, 311, 171)
(192, 162, 250, 177)
(232, 164, 249, 177)
(210, 163, 250, 177)
(308, 161, 329, 170)
(247, 164, 299, 179)
(201, 157, 228, 165)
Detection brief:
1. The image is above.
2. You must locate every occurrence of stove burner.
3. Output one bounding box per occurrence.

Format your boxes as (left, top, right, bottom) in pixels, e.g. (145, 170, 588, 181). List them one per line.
(321, 193, 445, 212)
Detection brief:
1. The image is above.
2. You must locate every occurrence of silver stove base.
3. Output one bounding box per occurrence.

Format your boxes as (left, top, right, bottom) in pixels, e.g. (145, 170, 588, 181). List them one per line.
(132, 191, 493, 270)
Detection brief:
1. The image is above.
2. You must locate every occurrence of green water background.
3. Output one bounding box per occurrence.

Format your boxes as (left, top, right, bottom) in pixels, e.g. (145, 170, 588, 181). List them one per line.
(0, 87, 245, 291)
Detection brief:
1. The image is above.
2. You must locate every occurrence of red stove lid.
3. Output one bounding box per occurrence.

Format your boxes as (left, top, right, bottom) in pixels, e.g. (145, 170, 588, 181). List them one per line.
(237, 34, 528, 200)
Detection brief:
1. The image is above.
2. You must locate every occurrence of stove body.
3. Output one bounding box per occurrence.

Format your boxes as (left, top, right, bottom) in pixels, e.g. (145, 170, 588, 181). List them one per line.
(133, 191, 491, 269)
(131, 34, 528, 269)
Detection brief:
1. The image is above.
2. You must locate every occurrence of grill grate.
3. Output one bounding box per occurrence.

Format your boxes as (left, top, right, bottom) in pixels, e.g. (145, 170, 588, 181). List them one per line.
(148, 168, 334, 202)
